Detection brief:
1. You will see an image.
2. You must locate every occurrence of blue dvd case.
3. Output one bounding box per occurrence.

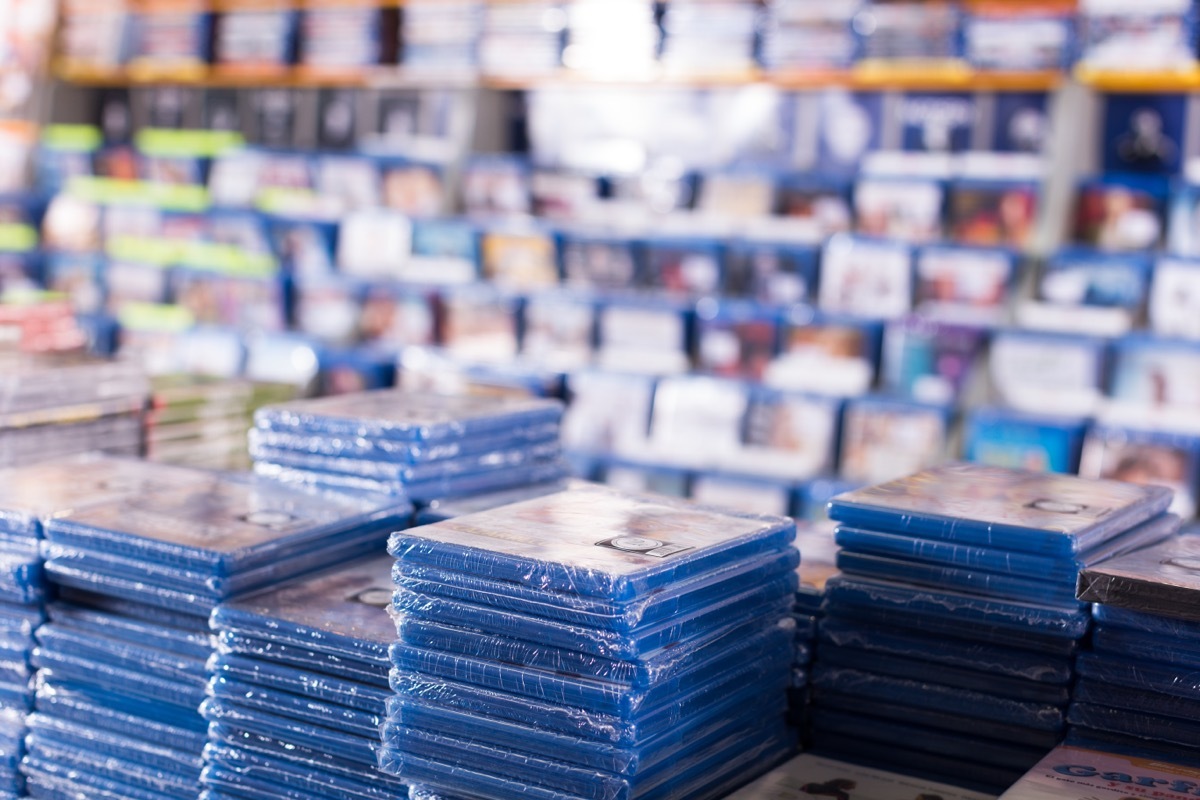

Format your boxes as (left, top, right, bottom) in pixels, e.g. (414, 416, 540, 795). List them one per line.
(828, 462, 1173, 557)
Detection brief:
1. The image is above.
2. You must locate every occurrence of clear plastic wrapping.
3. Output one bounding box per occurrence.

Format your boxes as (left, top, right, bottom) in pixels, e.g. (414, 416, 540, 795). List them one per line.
(254, 391, 563, 443)
(1068, 702, 1200, 750)
(29, 646, 207, 712)
(43, 524, 394, 614)
(828, 463, 1174, 557)
(1075, 651, 1200, 700)
(214, 632, 386, 688)
(200, 698, 378, 767)
(389, 641, 791, 718)
(379, 724, 793, 800)
(202, 743, 405, 800)
(41, 472, 412, 574)
(255, 457, 570, 502)
(21, 757, 172, 800)
(823, 601, 1080, 657)
(46, 604, 213, 660)
(823, 575, 1091, 639)
(24, 712, 202, 780)
(1077, 536, 1200, 620)
(816, 643, 1069, 705)
(383, 687, 786, 778)
(814, 690, 1062, 752)
(834, 512, 1180, 581)
(34, 623, 208, 688)
(836, 550, 1085, 607)
(1093, 623, 1200, 668)
(33, 676, 207, 749)
(389, 663, 790, 747)
(206, 720, 409, 798)
(209, 653, 390, 715)
(811, 664, 1067, 732)
(817, 616, 1074, 684)
(248, 439, 563, 483)
(811, 707, 1048, 773)
(250, 423, 562, 463)
(392, 581, 795, 660)
(1074, 676, 1200, 724)
(207, 676, 382, 739)
(1093, 603, 1200, 641)
(395, 615, 791, 688)
(391, 548, 800, 632)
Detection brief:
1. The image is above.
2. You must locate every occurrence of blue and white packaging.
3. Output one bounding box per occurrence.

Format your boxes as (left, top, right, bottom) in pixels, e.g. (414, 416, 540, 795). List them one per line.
(765, 308, 883, 397)
(1149, 256, 1200, 339)
(838, 396, 951, 486)
(990, 329, 1110, 417)
(1018, 249, 1153, 336)
(722, 241, 820, 306)
(595, 298, 691, 375)
(913, 244, 1016, 326)
(1080, 423, 1200, 519)
(965, 406, 1088, 475)
(819, 235, 914, 319)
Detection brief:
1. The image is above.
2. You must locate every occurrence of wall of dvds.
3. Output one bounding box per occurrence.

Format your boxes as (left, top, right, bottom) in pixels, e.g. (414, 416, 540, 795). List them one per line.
(7, 0, 1200, 522)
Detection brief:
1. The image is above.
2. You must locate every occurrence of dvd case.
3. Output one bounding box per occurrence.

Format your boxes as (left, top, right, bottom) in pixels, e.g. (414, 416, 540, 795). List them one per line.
(828, 463, 1174, 557)
(388, 482, 795, 601)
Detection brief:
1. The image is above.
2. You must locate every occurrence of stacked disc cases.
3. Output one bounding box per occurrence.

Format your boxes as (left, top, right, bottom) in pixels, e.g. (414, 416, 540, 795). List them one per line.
(203, 555, 409, 800)
(788, 523, 840, 732)
(812, 463, 1177, 792)
(248, 389, 568, 503)
(382, 483, 799, 800)
(0, 454, 207, 800)
(24, 465, 412, 800)
(1072, 536, 1200, 757)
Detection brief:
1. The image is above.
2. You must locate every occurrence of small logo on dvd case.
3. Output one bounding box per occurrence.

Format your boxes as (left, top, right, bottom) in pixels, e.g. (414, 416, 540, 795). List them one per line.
(349, 587, 392, 608)
(241, 510, 297, 528)
(596, 537, 694, 558)
(1027, 499, 1087, 514)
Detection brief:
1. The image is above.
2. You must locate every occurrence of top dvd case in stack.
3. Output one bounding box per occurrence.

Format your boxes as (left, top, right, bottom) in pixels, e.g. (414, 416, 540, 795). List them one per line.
(1069, 536, 1200, 757)
(809, 463, 1177, 793)
(204, 555, 408, 800)
(23, 463, 412, 800)
(249, 389, 568, 503)
(382, 482, 800, 800)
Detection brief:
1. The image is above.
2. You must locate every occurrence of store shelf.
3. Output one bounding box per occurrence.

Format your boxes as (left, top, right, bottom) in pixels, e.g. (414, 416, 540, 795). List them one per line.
(1074, 65, 1200, 93)
(55, 63, 1069, 93)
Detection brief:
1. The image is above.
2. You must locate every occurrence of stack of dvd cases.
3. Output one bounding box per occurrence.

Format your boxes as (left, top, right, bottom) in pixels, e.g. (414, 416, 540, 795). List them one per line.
(478, 2, 564, 79)
(381, 483, 798, 800)
(788, 523, 839, 731)
(400, 1, 483, 75)
(248, 389, 568, 503)
(203, 556, 408, 800)
(23, 466, 412, 800)
(660, 1, 760, 76)
(812, 464, 1178, 792)
(1072, 536, 1200, 757)
(0, 357, 148, 468)
(0, 454, 190, 800)
(146, 377, 297, 471)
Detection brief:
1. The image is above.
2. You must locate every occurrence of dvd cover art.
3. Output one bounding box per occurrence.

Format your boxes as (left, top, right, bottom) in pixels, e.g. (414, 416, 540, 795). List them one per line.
(735, 391, 840, 482)
(914, 245, 1014, 325)
(854, 179, 945, 244)
(764, 312, 880, 397)
(438, 289, 520, 364)
(522, 293, 594, 370)
(999, 744, 1200, 799)
(723, 243, 819, 306)
(838, 399, 949, 486)
(819, 236, 913, 320)
(965, 12, 1070, 72)
(480, 229, 559, 289)
(1073, 179, 1166, 253)
(561, 235, 639, 291)
(882, 317, 988, 406)
(1109, 335, 1200, 411)
(1149, 257, 1200, 339)
(561, 371, 654, 455)
(989, 331, 1107, 417)
(695, 302, 778, 382)
(1036, 250, 1152, 316)
(966, 408, 1087, 476)
(948, 181, 1039, 250)
(1079, 425, 1200, 519)
(689, 475, 793, 519)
